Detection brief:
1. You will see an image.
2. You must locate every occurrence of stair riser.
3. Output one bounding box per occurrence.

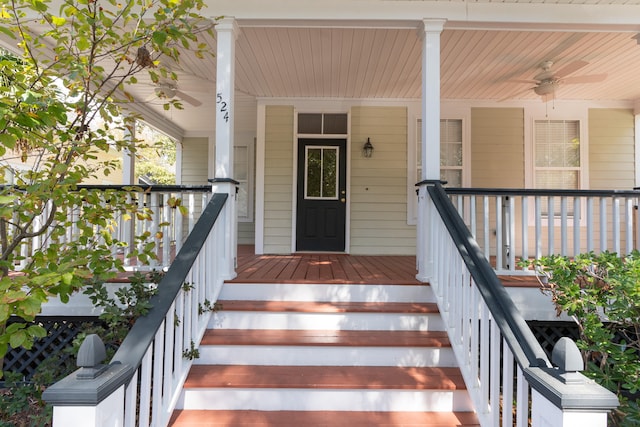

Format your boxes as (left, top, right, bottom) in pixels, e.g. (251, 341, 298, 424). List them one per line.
(195, 345, 457, 367)
(177, 389, 474, 412)
(211, 312, 444, 331)
(218, 283, 435, 303)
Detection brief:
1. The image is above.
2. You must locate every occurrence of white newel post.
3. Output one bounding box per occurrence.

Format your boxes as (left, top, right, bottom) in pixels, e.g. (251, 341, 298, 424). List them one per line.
(50, 386, 125, 427)
(416, 19, 446, 282)
(213, 17, 239, 280)
(531, 389, 609, 427)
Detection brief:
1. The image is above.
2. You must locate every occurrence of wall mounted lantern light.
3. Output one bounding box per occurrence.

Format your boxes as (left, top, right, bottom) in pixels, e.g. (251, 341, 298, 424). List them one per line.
(363, 138, 374, 158)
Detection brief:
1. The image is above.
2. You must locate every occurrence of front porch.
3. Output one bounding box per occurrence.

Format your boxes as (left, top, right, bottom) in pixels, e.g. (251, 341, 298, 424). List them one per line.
(40, 184, 620, 427)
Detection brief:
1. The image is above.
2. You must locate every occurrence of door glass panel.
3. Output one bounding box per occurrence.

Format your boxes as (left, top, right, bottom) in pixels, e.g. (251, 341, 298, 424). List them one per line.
(322, 149, 337, 197)
(298, 114, 322, 134)
(323, 114, 348, 134)
(305, 146, 338, 199)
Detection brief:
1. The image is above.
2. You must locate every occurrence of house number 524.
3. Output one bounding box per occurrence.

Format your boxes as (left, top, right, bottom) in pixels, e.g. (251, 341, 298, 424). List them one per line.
(216, 93, 230, 123)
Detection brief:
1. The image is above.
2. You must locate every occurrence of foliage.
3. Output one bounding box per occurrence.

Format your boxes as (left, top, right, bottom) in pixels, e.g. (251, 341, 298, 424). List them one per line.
(0, 371, 51, 427)
(0, 0, 214, 370)
(83, 270, 163, 350)
(0, 270, 163, 425)
(528, 251, 640, 427)
(135, 121, 176, 185)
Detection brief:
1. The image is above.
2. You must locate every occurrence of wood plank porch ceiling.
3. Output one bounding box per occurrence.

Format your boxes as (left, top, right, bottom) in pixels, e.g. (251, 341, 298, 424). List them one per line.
(230, 246, 421, 285)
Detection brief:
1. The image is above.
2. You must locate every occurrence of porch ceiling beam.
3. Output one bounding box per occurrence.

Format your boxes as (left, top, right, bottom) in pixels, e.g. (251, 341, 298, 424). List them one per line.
(206, 0, 640, 28)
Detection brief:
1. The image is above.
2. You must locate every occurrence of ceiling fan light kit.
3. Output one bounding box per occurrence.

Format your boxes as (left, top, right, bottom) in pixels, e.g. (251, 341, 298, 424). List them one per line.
(504, 59, 607, 102)
(155, 84, 177, 99)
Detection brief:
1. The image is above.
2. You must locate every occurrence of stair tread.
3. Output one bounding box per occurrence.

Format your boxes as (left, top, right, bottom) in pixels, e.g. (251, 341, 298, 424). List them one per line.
(184, 365, 466, 390)
(169, 410, 480, 426)
(217, 300, 439, 313)
(202, 329, 450, 347)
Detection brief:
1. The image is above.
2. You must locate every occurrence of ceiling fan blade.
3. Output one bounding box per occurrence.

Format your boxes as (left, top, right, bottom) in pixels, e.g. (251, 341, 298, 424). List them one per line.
(554, 60, 589, 78)
(498, 86, 535, 102)
(175, 90, 202, 107)
(507, 78, 539, 84)
(562, 73, 607, 84)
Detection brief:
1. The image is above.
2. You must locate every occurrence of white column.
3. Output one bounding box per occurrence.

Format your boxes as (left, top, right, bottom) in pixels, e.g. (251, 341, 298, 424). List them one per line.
(416, 19, 445, 282)
(421, 19, 445, 181)
(215, 17, 238, 179)
(212, 17, 239, 279)
(122, 120, 136, 185)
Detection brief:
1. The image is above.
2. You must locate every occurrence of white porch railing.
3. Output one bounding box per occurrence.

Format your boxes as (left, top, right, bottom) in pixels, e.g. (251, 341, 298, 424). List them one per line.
(446, 188, 640, 274)
(14, 185, 211, 271)
(420, 181, 618, 427)
(43, 192, 231, 427)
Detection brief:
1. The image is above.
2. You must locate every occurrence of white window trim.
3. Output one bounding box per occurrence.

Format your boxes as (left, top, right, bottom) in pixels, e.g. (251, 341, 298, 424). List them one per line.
(235, 140, 255, 223)
(526, 107, 590, 226)
(525, 105, 590, 190)
(407, 105, 470, 225)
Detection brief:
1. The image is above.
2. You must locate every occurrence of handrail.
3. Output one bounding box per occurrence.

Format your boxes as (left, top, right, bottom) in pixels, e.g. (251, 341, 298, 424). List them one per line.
(443, 185, 640, 274)
(445, 186, 640, 198)
(43, 192, 229, 427)
(428, 182, 551, 370)
(0, 184, 212, 192)
(111, 192, 227, 375)
(421, 181, 618, 426)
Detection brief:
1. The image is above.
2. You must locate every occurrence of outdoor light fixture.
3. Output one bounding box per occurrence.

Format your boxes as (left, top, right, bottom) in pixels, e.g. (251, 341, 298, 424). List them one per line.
(363, 138, 374, 158)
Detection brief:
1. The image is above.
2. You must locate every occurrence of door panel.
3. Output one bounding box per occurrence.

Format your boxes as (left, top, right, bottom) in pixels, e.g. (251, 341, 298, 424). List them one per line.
(296, 139, 346, 251)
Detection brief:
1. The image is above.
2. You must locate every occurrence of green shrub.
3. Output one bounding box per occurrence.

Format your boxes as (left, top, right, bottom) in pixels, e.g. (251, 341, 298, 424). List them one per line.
(527, 251, 640, 426)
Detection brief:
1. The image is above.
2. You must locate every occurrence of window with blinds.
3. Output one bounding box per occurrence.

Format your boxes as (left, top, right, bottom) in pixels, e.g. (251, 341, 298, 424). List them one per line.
(534, 119, 580, 189)
(416, 118, 463, 187)
(534, 119, 580, 216)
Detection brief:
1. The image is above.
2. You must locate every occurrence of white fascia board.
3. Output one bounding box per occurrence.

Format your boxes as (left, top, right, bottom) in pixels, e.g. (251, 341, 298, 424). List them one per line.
(206, 0, 640, 30)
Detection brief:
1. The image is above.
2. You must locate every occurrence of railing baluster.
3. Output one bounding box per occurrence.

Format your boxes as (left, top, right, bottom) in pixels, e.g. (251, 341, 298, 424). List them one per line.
(560, 196, 568, 255)
(502, 341, 514, 427)
(138, 348, 153, 427)
(573, 196, 581, 257)
(613, 197, 621, 254)
(496, 196, 503, 271)
(535, 196, 542, 260)
(515, 366, 529, 427)
(587, 197, 594, 252)
(625, 198, 633, 255)
(508, 196, 516, 272)
(483, 196, 490, 261)
(522, 196, 529, 267)
(600, 197, 608, 252)
(547, 196, 555, 255)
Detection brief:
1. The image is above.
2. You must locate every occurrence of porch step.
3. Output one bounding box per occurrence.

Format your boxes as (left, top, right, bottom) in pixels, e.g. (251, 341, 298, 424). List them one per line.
(197, 329, 457, 367)
(169, 410, 481, 426)
(218, 282, 435, 303)
(212, 300, 445, 331)
(170, 281, 478, 426)
(177, 365, 473, 412)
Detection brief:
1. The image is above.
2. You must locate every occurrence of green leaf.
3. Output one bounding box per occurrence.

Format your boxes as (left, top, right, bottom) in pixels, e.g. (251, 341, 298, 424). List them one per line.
(152, 31, 167, 45)
(51, 15, 66, 26)
(9, 329, 26, 349)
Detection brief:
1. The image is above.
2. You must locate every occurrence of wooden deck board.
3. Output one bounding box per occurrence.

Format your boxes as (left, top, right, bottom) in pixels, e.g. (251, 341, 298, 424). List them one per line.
(231, 246, 422, 285)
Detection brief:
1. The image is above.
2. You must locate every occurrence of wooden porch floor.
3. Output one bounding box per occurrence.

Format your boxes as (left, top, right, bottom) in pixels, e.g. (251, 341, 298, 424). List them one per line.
(230, 246, 422, 285)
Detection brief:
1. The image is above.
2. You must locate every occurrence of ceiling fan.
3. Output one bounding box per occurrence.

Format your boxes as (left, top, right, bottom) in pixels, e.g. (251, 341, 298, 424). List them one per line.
(150, 82, 203, 107)
(505, 60, 607, 101)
